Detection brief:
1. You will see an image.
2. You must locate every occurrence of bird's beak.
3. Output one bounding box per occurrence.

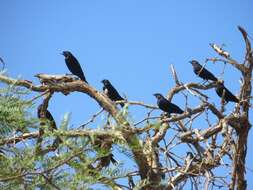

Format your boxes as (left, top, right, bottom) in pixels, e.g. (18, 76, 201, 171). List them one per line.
(60, 52, 64, 56)
(189, 61, 192, 64)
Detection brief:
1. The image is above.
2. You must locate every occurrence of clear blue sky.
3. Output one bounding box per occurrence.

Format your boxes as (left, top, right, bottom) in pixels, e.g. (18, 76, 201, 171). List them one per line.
(0, 0, 252, 188)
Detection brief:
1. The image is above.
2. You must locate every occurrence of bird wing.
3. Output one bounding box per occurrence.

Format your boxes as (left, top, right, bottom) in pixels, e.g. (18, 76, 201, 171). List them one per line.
(195, 66, 217, 81)
(201, 68, 217, 81)
(169, 102, 184, 114)
(38, 106, 57, 130)
(108, 84, 125, 107)
(66, 57, 87, 82)
(45, 110, 57, 130)
(108, 84, 124, 101)
(224, 87, 239, 102)
(158, 98, 176, 113)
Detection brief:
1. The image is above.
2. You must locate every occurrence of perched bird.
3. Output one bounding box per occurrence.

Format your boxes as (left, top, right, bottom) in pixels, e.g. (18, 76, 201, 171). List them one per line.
(93, 136, 118, 169)
(101, 79, 125, 107)
(190, 60, 217, 81)
(153, 93, 184, 115)
(37, 104, 57, 130)
(215, 81, 239, 103)
(37, 104, 62, 147)
(96, 153, 118, 169)
(61, 51, 88, 83)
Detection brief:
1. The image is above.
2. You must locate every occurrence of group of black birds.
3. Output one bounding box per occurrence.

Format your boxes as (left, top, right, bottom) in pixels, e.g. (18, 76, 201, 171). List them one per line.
(61, 51, 125, 106)
(190, 60, 239, 103)
(38, 51, 240, 129)
(154, 60, 239, 115)
(60, 51, 239, 116)
(36, 51, 239, 168)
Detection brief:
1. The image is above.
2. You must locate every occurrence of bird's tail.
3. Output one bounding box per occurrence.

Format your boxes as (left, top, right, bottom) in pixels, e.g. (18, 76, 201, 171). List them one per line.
(52, 137, 63, 149)
(213, 76, 218, 81)
(80, 76, 88, 84)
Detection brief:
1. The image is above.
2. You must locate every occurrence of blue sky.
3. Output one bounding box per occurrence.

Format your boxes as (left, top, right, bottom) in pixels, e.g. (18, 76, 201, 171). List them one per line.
(0, 0, 253, 188)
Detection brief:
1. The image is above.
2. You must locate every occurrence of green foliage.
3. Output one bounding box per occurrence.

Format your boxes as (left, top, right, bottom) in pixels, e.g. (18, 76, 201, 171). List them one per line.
(0, 85, 134, 189)
(59, 112, 71, 131)
(101, 162, 127, 179)
(133, 179, 149, 190)
(0, 147, 36, 189)
(0, 87, 36, 136)
(117, 145, 135, 162)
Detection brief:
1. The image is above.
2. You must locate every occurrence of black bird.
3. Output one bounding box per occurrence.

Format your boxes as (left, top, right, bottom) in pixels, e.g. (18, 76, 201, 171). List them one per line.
(37, 104, 62, 147)
(190, 60, 217, 81)
(215, 81, 239, 103)
(101, 79, 125, 107)
(62, 51, 88, 83)
(93, 136, 118, 169)
(37, 104, 57, 130)
(153, 93, 184, 114)
(97, 153, 118, 169)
